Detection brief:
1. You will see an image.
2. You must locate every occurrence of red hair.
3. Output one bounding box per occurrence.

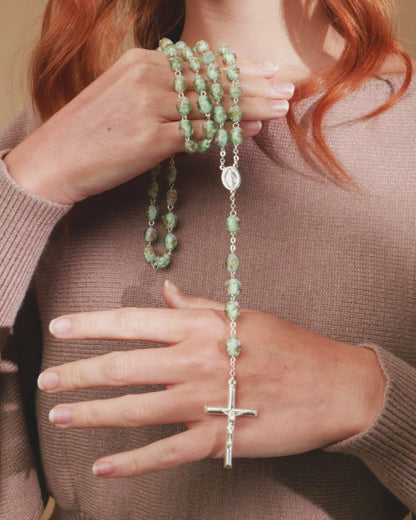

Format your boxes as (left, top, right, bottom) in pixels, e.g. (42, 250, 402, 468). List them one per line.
(30, 0, 413, 181)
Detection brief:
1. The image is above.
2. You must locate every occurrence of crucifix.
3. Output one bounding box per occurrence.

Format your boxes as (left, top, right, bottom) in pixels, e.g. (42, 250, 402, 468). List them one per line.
(205, 378, 257, 468)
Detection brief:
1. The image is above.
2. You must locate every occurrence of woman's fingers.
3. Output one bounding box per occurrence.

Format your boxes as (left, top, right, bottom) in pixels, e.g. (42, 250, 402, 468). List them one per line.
(92, 428, 218, 477)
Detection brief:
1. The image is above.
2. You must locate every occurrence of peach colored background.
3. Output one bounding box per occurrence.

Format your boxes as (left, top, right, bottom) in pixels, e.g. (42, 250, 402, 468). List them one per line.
(0, 2, 414, 519)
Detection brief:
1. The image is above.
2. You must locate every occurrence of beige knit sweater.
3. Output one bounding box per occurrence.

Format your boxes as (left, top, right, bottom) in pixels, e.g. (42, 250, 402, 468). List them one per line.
(0, 75, 415, 520)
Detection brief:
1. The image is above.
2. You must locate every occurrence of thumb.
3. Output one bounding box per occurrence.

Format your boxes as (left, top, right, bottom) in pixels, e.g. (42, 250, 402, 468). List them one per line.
(163, 280, 224, 310)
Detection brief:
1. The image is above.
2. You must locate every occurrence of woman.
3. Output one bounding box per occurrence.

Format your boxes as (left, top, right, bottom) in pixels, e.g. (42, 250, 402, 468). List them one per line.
(0, 0, 415, 518)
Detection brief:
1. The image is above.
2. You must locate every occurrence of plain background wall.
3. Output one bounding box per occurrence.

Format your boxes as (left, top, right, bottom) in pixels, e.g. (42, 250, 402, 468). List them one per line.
(0, 0, 416, 127)
(0, 2, 415, 520)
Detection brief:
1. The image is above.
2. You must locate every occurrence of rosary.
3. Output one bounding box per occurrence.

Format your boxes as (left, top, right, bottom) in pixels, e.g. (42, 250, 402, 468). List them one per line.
(144, 38, 257, 468)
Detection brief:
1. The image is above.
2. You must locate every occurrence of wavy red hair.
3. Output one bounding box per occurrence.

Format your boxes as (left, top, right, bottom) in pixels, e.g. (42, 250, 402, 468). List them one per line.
(30, 0, 413, 181)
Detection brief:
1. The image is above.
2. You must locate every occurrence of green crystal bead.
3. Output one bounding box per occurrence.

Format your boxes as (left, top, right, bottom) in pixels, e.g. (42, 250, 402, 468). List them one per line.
(222, 51, 236, 66)
(210, 83, 224, 102)
(197, 138, 212, 154)
(217, 44, 231, 56)
(226, 253, 240, 273)
(193, 75, 207, 93)
(164, 44, 178, 57)
(176, 97, 191, 116)
(213, 105, 227, 125)
(179, 119, 194, 138)
(144, 244, 156, 264)
(166, 188, 178, 206)
(225, 301, 240, 320)
(188, 56, 201, 73)
(202, 120, 217, 139)
(175, 41, 186, 52)
(145, 204, 159, 221)
(144, 227, 157, 243)
(226, 66, 240, 81)
(147, 180, 159, 198)
(165, 165, 177, 184)
(195, 40, 210, 53)
(155, 253, 171, 269)
(225, 278, 242, 297)
(164, 232, 178, 251)
(226, 337, 241, 357)
(229, 126, 243, 146)
(197, 95, 213, 115)
(173, 75, 187, 93)
(169, 56, 183, 72)
(162, 212, 178, 230)
(228, 104, 242, 123)
(159, 37, 173, 50)
(215, 128, 228, 147)
(202, 50, 216, 65)
(225, 214, 240, 233)
(229, 83, 242, 101)
(182, 45, 194, 61)
(207, 63, 220, 81)
(184, 138, 198, 153)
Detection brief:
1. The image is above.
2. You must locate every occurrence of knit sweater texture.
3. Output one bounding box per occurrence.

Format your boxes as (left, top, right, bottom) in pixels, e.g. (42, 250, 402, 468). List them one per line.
(0, 75, 415, 520)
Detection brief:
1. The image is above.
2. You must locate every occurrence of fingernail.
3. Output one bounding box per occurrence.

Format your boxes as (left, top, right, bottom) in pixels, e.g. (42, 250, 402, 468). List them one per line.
(92, 460, 115, 477)
(37, 371, 59, 391)
(50, 318, 72, 336)
(49, 407, 72, 425)
(257, 60, 279, 73)
(245, 121, 262, 134)
(270, 99, 289, 116)
(272, 82, 295, 97)
(164, 279, 181, 294)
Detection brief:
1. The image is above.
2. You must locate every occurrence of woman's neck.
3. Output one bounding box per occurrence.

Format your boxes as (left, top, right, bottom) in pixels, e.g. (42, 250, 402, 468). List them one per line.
(181, 0, 345, 82)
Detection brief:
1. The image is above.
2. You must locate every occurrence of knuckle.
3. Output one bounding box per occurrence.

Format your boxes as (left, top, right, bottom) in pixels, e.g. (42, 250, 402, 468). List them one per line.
(104, 351, 129, 383)
(120, 395, 146, 426)
(158, 444, 179, 469)
(67, 362, 86, 389)
(84, 402, 101, 427)
(116, 308, 142, 339)
(120, 47, 145, 66)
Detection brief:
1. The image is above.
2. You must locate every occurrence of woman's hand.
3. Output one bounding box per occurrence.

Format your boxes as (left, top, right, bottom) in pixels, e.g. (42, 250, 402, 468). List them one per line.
(5, 49, 293, 205)
(38, 281, 385, 477)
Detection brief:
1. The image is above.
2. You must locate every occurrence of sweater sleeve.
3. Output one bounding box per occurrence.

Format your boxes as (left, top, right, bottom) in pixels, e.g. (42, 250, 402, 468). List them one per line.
(325, 343, 416, 514)
(0, 105, 72, 337)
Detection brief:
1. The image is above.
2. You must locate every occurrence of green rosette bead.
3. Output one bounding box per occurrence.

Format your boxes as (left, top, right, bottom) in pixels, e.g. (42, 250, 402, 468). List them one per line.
(226, 337, 241, 357)
(162, 212, 178, 230)
(179, 119, 194, 138)
(229, 83, 242, 101)
(226, 253, 240, 273)
(182, 45, 194, 61)
(195, 40, 210, 53)
(225, 278, 242, 297)
(159, 37, 173, 49)
(176, 97, 191, 116)
(155, 253, 171, 269)
(188, 56, 201, 73)
(144, 244, 157, 264)
(175, 40, 186, 52)
(217, 44, 231, 56)
(144, 227, 157, 243)
(198, 138, 212, 154)
(213, 105, 227, 125)
(228, 105, 242, 123)
(147, 180, 159, 198)
(229, 127, 243, 146)
(215, 128, 229, 147)
(210, 83, 224, 102)
(225, 301, 241, 320)
(173, 75, 187, 94)
(145, 204, 159, 221)
(222, 51, 236, 66)
(202, 120, 217, 139)
(165, 165, 177, 184)
(184, 138, 198, 154)
(197, 95, 213, 115)
(207, 63, 220, 81)
(169, 56, 183, 72)
(193, 75, 207, 93)
(166, 188, 178, 206)
(164, 233, 178, 252)
(225, 214, 240, 233)
(226, 65, 240, 81)
(164, 44, 178, 57)
(202, 50, 216, 65)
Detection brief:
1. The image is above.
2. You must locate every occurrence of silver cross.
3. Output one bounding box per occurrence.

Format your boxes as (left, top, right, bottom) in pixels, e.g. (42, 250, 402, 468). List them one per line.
(205, 379, 257, 468)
